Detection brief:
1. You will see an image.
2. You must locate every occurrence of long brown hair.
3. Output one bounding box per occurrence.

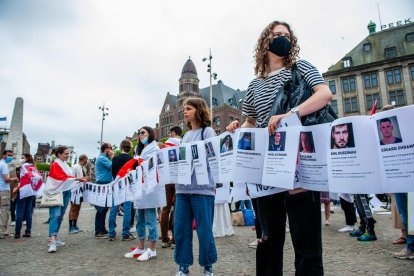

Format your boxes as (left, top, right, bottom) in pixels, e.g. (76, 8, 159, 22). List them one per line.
(23, 153, 34, 164)
(254, 21, 300, 78)
(183, 97, 212, 130)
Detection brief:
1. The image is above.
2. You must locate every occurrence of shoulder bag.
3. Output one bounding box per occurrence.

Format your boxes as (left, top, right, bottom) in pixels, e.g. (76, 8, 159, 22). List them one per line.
(266, 63, 337, 126)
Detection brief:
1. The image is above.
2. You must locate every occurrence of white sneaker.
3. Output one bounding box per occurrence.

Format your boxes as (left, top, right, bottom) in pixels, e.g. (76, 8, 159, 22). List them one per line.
(338, 225, 355, 233)
(48, 241, 57, 253)
(137, 248, 157, 261)
(10, 221, 15, 226)
(124, 247, 146, 259)
(249, 239, 259, 249)
(129, 228, 136, 233)
(176, 270, 189, 276)
(49, 239, 66, 246)
(23, 221, 26, 225)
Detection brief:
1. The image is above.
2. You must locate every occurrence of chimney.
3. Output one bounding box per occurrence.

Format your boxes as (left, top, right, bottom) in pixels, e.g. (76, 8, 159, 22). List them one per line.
(367, 21, 376, 34)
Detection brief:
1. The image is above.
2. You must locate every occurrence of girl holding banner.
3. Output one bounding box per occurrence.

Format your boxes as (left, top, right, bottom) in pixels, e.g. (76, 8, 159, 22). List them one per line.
(125, 126, 165, 262)
(45, 146, 87, 253)
(174, 97, 217, 276)
(227, 21, 332, 276)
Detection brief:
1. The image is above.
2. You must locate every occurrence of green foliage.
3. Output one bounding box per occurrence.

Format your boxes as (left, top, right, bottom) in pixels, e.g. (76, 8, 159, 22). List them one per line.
(35, 163, 50, 172)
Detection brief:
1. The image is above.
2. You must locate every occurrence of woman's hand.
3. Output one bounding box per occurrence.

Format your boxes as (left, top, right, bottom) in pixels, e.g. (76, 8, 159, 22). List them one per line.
(226, 120, 241, 132)
(268, 113, 290, 135)
(76, 177, 88, 183)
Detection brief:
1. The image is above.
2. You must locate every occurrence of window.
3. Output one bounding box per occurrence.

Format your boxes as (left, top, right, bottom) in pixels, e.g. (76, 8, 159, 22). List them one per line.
(385, 47, 397, 59)
(215, 129, 221, 135)
(330, 99, 338, 114)
(328, 80, 336, 94)
(213, 116, 221, 127)
(365, 93, 382, 110)
(164, 104, 170, 112)
(344, 97, 359, 113)
(388, 90, 406, 106)
(406, 32, 414, 42)
(386, 68, 402, 84)
(342, 58, 352, 68)
(342, 76, 356, 93)
(36, 157, 43, 162)
(411, 65, 414, 80)
(212, 97, 218, 107)
(363, 72, 378, 89)
(363, 42, 372, 52)
(229, 116, 234, 122)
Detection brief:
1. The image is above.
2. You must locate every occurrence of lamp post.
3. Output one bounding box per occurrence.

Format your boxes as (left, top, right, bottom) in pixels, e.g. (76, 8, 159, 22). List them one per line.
(202, 48, 217, 119)
(98, 103, 109, 145)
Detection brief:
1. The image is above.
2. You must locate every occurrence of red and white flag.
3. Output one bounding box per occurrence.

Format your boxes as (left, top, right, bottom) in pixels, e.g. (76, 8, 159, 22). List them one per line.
(370, 98, 378, 116)
(43, 159, 77, 194)
(19, 163, 44, 199)
(162, 137, 181, 148)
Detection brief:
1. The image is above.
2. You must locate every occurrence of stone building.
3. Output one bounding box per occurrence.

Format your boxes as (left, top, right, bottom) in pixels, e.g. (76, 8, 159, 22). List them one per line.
(157, 58, 246, 139)
(323, 20, 414, 117)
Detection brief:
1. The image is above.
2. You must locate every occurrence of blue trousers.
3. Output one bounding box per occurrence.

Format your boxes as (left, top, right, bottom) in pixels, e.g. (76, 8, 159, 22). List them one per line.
(109, 201, 132, 238)
(394, 193, 414, 251)
(15, 195, 35, 236)
(174, 194, 217, 267)
(49, 191, 71, 237)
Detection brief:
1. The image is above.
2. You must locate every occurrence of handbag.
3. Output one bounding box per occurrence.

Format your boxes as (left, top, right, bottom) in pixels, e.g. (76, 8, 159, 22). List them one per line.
(266, 63, 338, 126)
(40, 192, 64, 207)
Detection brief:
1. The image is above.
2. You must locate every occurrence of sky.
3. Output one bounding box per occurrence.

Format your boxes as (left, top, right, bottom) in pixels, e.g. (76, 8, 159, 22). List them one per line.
(0, 0, 412, 160)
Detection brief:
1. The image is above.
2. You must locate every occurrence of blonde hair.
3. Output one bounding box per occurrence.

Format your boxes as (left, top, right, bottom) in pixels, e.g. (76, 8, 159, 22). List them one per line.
(183, 97, 212, 130)
(254, 21, 300, 78)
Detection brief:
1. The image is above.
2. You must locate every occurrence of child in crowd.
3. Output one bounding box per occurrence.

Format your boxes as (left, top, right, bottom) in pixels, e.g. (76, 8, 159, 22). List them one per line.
(174, 97, 217, 276)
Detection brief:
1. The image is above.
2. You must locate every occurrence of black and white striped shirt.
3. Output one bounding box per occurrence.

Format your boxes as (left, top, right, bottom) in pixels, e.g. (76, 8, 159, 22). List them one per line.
(242, 59, 326, 128)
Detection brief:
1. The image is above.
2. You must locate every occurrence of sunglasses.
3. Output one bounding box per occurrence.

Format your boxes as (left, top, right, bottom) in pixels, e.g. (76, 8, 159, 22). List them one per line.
(139, 131, 147, 135)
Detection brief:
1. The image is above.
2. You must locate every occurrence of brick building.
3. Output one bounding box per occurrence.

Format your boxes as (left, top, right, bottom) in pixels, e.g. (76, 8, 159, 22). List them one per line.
(156, 58, 246, 140)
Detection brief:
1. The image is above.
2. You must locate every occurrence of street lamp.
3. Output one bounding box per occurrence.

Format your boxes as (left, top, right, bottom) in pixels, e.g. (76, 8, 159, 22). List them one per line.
(202, 48, 217, 119)
(98, 103, 109, 145)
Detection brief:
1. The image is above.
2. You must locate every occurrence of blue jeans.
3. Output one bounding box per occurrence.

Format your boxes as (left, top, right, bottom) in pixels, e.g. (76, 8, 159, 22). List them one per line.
(95, 206, 108, 234)
(394, 193, 414, 251)
(174, 194, 217, 267)
(15, 195, 35, 236)
(49, 190, 71, 237)
(109, 201, 132, 238)
(239, 199, 252, 210)
(136, 208, 158, 241)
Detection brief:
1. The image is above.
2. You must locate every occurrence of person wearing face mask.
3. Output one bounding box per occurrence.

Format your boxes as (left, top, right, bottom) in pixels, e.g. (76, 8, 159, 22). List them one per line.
(94, 142, 114, 239)
(226, 21, 332, 276)
(14, 153, 43, 239)
(124, 126, 166, 262)
(0, 150, 17, 239)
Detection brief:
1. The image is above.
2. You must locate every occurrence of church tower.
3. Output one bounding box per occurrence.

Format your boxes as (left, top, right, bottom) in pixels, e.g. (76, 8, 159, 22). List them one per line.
(176, 58, 201, 109)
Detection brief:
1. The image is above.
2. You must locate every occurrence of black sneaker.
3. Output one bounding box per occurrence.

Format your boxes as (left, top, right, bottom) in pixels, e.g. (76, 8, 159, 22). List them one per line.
(122, 235, 135, 241)
(95, 233, 108, 239)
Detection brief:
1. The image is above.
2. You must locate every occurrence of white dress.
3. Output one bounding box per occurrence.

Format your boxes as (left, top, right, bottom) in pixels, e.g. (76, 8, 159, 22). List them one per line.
(213, 203, 234, 237)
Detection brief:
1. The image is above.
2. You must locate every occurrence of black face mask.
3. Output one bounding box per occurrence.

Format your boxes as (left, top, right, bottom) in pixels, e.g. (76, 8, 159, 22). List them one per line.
(269, 36, 291, 57)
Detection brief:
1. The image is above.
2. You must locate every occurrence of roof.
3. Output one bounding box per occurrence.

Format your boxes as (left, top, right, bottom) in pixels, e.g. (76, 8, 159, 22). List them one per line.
(167, 93, 177, 108)
(180, 58, 198, 80)
(199, 80, 246, 109)
(325, 22, 414, 74)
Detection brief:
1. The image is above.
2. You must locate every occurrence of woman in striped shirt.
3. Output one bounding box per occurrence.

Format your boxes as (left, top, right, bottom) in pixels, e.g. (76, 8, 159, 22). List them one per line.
(227, 21, 332, 276)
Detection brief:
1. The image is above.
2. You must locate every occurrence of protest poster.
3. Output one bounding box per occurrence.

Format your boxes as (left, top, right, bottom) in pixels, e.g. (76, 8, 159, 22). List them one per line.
(134, 166, 143, 200)
(215, 182, 231, 204)
(204, 136, 220, 183)
(157, 148, 170, 185)
(328, 116, 383, 194)
(95, 184, 107, 207)
(230, 182, 250, 202)
(167, 146, 179, 184)
(117, 179, 126, 205)
(373, 105, 414, 192)
(247, 183, 285, 198)
(218, 131, 237, 183)
(261, 117, 301, 189)
(191, 141, 210, 185)
(234, 128, 267, 184)
(106, 184, 113, 207)
(294, 123, 330, 191)
(409, 193, 414, 235)
(144, 153, 158, 193)
(177, 144, 192, 185)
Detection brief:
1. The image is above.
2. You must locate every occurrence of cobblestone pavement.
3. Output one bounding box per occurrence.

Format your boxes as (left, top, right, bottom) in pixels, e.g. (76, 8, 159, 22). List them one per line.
(0, 204, 413, 276)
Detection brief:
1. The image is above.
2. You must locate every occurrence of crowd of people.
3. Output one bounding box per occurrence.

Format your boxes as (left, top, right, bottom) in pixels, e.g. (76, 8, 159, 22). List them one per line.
(1, 20, 413, 276)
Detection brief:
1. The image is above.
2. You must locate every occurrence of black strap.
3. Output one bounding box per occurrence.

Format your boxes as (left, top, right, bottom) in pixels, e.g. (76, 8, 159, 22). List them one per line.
(201, 126, 206, 140)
